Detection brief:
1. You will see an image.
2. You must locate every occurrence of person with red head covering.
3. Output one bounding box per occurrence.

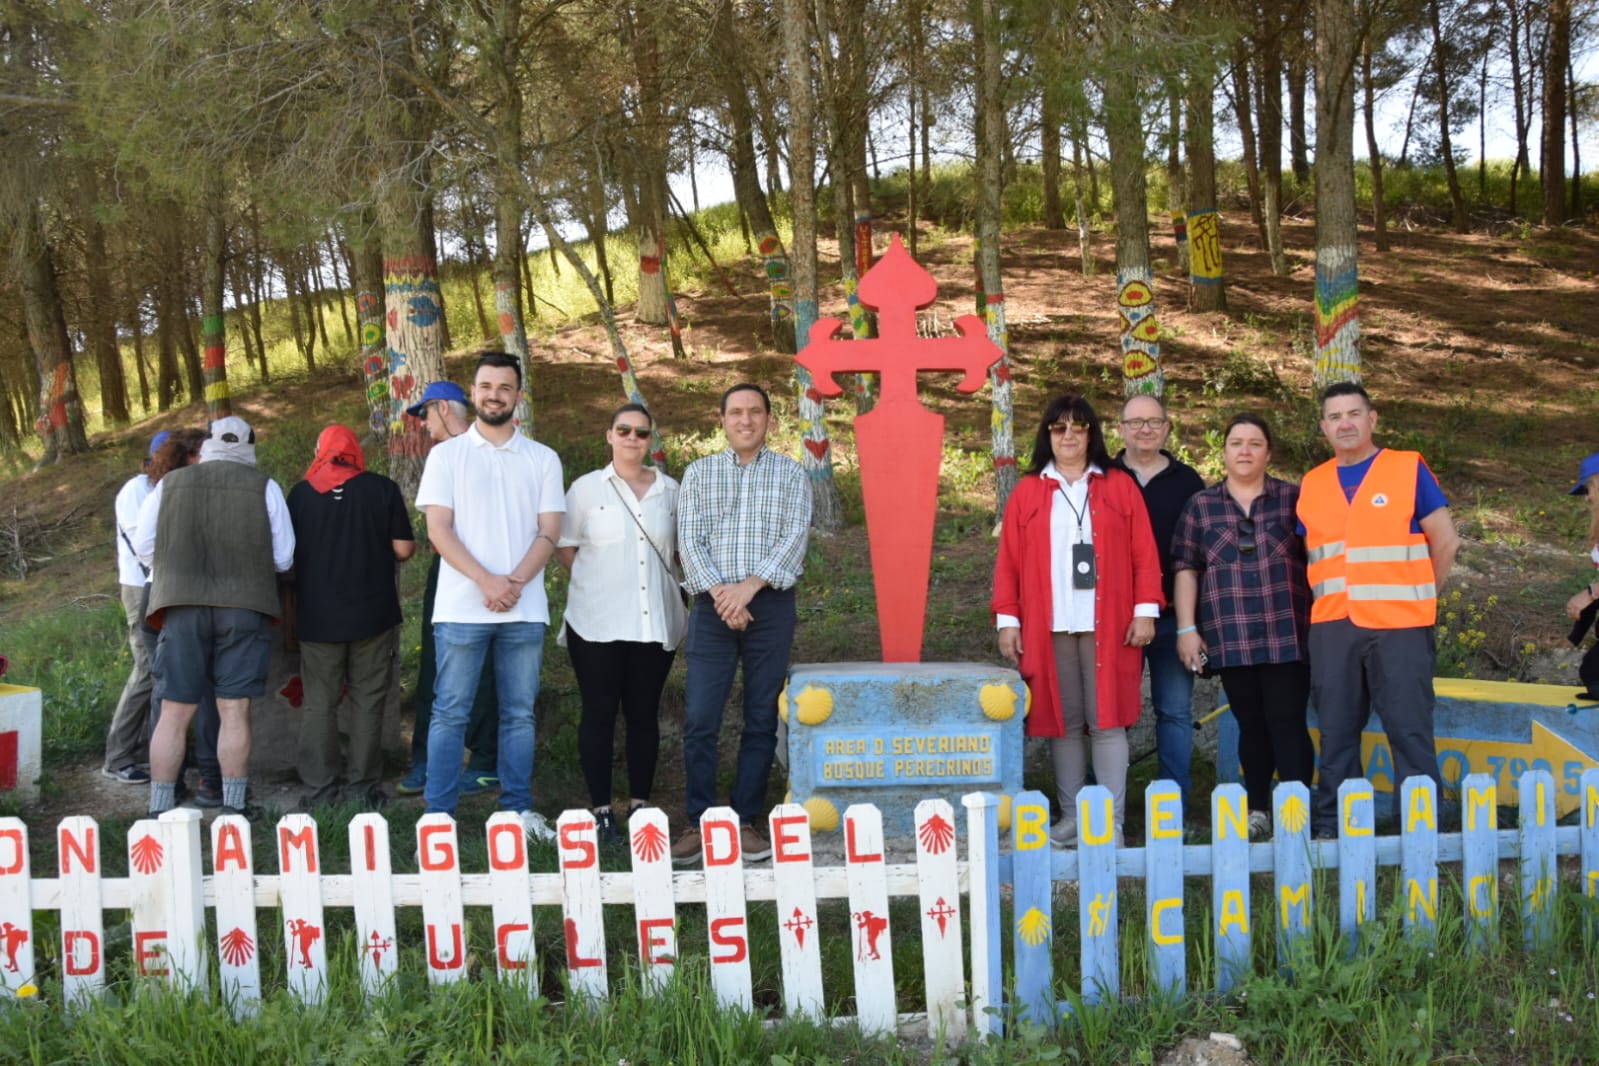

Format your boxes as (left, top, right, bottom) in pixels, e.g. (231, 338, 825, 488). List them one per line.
(288, 424, 416, 807)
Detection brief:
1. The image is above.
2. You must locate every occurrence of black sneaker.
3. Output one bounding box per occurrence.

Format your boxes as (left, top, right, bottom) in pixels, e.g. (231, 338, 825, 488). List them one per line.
(194, 782, 224, 808)
(595, 808, 621, 846)
(220, 804, 263, 821)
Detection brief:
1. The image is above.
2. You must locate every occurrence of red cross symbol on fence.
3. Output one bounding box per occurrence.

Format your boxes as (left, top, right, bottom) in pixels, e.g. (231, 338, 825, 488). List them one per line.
(926, 897, 958, 938)
(795, 235, 1003, 661)
(782, 906, 815, 949)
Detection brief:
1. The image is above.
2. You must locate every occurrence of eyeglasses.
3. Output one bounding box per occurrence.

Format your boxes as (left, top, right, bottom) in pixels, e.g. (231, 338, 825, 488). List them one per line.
(1119, 417, 1167, 431)
(1237, 517, 1256, 555)
(612, 424, 652, 438)
(1048, 420, 1091, 436)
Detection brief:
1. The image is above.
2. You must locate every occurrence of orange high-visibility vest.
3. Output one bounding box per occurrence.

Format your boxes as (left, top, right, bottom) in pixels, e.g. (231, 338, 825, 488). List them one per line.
(1299, 449, 1437, 628)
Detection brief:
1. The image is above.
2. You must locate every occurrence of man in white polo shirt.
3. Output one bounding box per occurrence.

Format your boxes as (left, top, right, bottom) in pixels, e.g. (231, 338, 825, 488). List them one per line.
(415, 351, 564, 839)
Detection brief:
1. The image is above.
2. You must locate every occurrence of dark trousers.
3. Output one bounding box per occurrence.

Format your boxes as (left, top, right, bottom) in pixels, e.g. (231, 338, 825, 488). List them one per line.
(1309, 618, 1441, 828)
(567, 626, 676, 807)
(139, 605, 220, 790)
(411, 553, 498, 773)
(681, 587, 796, 823)
(1219, 661, 1316, 813)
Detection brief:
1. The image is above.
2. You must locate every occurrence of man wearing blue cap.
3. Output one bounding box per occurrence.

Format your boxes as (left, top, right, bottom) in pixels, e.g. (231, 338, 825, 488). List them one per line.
(102, 431, 169, 784)
(396, 379, 501, 798)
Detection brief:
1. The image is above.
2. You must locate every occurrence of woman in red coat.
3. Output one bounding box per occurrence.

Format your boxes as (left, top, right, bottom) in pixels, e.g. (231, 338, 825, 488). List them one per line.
(992, 394, 1164, 847)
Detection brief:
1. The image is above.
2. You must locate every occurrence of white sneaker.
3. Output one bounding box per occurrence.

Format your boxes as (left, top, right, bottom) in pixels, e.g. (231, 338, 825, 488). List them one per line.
(519, 810, 555, 843)
(1248, 810, 1272, 840)
(1049, 817, 1078, 849)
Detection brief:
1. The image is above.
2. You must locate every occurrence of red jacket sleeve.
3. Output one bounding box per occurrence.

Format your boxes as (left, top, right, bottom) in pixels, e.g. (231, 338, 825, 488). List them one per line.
(991, 481, 1027, 621)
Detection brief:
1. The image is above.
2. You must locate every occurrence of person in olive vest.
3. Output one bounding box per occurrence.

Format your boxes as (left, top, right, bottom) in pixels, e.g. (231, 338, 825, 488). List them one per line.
(1297, 383, 1459, 833)
(133, 416, 296, 819)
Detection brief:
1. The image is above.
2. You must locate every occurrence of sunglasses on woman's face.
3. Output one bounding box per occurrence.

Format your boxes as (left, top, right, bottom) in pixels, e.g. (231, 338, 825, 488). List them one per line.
(1238, 516, 1256, 554)
(612, 424, 652, 438)
(1049, 420, 1090, 436)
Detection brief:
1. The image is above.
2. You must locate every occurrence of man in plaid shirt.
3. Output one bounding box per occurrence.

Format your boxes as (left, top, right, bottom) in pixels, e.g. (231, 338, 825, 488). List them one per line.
(673, 383, 811, 865)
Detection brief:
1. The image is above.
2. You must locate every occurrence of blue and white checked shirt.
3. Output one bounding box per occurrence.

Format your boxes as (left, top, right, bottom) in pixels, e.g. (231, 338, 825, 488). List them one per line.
(677, 446, 811, 595)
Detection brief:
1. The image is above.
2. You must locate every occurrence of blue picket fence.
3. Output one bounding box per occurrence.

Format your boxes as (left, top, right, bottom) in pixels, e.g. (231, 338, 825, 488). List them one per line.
(961, 768, 1599, 1035)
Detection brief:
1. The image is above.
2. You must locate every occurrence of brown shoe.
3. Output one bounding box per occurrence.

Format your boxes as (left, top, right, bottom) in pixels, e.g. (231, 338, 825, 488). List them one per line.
(740, 825, 772, 862)
(670, 827, 702, 866)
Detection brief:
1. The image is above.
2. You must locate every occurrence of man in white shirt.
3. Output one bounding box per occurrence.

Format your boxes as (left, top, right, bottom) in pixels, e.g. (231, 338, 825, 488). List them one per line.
(102, 431, 168, 785)
(415, 351, 565, 839)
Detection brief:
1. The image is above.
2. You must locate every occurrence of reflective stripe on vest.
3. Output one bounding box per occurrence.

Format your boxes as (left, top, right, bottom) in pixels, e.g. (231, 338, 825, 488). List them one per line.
(1311, 577, 1346, 598)
(1348, 582, 1437, 601)
(1345, 544, 1430, 564)
(1306, 540, 1345, 564)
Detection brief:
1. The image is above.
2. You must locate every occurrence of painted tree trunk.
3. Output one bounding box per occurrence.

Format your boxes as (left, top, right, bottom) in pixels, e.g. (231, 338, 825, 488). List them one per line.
(976, 0, 1016, 519)
(350, 211, 389, 443)
(201, 185, 232, 421)
(380, 203, 447, 498)
(785, 0, 843, 533)
(1313, 0, 1363, 386)
(631, 4, 671, 328)
(17, 201, 89, 464)
(1106, 69, 1163, 397)
(1185, 71, 1226, 313)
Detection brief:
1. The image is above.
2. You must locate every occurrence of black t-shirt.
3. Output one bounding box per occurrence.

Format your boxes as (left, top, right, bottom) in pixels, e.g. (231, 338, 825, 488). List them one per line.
(287, 471, 414, 643)
(1112, 450, 1205, 608)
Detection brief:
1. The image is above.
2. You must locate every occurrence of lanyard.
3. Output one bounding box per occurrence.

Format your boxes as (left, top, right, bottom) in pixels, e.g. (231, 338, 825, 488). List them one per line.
(1055, 481, 1090, 544)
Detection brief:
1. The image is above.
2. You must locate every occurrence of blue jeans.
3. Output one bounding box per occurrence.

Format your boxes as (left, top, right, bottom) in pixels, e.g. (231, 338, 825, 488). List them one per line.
(682, 588, 797, 823)
(426, 621, 545, 815)
(1147, 612, 1196, 806)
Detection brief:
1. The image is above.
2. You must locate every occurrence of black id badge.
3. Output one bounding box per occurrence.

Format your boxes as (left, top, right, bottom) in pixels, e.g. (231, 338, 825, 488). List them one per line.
(1071, 542, 1096, 589)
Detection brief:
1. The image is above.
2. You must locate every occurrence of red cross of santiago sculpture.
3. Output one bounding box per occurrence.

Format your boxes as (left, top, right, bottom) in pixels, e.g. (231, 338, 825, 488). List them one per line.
(796, 235, 1003, 662)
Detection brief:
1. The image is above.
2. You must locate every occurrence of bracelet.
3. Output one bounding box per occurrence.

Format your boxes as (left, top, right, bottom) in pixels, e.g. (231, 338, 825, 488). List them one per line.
(1176, 625, 1197, 635)
(536, 533, 557, 549)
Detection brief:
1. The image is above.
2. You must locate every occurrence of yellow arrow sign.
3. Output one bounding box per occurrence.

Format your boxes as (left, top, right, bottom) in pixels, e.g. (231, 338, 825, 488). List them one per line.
(1310, 719, 1598, 817)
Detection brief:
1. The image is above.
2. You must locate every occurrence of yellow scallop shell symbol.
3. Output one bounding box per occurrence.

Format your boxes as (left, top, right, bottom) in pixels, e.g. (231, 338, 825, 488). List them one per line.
(778, 684, 789, 723)
(793, 685, 834, 725)
(997, 794, 1013, 832)
(979, 684, 1017, 721)
(803, 796, 840, 832)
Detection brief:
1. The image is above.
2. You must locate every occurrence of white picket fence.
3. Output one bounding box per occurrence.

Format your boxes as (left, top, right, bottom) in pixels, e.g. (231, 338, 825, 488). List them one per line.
(1, 769, 1596, 1038)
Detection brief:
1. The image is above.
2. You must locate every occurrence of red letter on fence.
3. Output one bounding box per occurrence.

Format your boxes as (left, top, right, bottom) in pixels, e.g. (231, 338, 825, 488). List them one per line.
(710, 917, 747, 963)
(558, 822, 596, 869)
(638, 917, 674, 965)
(846, 818, 882, 864)
(564, 918, 601, 969)
(58, 825, 97, 874)
(0, 828, 22, 875)
(63, 930, 100, 975)
(214, 823, 249, 872)
(360, 822, 378, 871)
(703, 817, 739, 867)
(487, 822, 525, 870)
(135, 930, 168, 976)
(418, 825, 455, 870)
(278, 824, 318, 873)
(496, 923, 529, 969)
(427, 923, 464, 970)
(772, 814, 810, 863)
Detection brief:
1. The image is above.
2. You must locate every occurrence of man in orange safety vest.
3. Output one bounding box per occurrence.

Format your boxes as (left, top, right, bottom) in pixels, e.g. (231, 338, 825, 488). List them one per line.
(1297, 382, 1460, 833)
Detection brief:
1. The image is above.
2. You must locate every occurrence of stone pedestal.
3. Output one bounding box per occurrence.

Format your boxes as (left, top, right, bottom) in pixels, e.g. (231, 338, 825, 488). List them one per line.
(783, 663, 1026, 836)
(0, 685, 43, 804)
